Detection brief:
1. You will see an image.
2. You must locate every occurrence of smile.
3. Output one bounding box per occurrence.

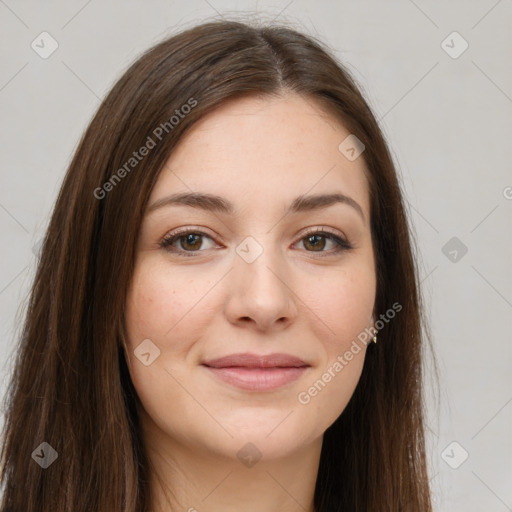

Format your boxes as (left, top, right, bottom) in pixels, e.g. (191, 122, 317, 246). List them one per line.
(201, 352, 311, 391)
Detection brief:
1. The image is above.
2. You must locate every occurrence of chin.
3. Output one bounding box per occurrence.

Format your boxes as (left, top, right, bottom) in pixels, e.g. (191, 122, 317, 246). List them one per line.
(196, 413, 319, 463)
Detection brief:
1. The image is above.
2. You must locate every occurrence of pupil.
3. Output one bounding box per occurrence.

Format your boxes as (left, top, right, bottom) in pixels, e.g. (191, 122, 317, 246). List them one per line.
(307, 235, 325, 251)
(183, 234, 201, 250)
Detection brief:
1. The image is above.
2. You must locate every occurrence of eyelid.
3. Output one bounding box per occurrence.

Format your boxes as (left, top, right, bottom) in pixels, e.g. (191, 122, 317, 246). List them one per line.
(160, 226, 220, 254)
(297, 225, 347, 241)
(294, 226, 353, 255)
(163, 225, 216, 239)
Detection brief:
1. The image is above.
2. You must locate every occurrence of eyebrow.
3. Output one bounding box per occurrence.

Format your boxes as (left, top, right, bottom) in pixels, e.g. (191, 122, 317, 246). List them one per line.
(146, 191, 365, 221)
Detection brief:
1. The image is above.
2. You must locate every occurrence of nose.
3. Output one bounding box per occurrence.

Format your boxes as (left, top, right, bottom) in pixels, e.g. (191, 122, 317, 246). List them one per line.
(224, 243, 299, 332)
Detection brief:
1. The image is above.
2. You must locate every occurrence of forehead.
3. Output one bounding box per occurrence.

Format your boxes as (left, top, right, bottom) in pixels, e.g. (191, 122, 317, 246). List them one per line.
(150, 93, 370, 220)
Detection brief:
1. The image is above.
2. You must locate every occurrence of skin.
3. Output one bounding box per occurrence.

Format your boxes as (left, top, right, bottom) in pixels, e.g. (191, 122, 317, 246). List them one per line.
(124, 92, 377, 512)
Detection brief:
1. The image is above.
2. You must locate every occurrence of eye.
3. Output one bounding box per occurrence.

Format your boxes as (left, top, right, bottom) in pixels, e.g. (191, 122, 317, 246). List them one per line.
(294, 228, 352, 256)
(159, 227, 352, 258)
(160, 228, 218, 256)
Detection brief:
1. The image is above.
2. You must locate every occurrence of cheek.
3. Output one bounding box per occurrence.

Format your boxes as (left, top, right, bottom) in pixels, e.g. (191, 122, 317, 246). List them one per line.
(125, 268, 174, 343)
(123, 259, 218, 426)
(125, 258, 216, 349)
(296, 262, 375, 417)
(308, 263, 376, 353)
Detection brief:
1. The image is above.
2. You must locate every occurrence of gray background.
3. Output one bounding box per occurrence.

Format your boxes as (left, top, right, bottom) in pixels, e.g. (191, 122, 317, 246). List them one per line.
(1, 1, 511, 510)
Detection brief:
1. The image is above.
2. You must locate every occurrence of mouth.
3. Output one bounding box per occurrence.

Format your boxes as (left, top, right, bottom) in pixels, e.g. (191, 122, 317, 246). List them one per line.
(201, 352, 311, 392)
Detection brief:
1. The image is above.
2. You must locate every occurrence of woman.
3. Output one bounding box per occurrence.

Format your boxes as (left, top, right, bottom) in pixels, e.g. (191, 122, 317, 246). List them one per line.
(0, 18, 433, 511)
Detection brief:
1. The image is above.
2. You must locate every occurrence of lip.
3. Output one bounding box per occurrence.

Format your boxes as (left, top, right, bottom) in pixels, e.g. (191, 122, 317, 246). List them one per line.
(201, 352, 310, 392)
(202, 352, 309, 368)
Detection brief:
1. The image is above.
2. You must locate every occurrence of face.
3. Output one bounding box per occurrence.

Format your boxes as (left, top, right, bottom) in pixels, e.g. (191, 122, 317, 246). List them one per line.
(124, 93, 376, 462)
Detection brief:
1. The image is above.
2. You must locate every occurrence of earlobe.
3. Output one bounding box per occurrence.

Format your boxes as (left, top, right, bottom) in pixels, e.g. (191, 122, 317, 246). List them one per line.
(369, 315, 378, 344)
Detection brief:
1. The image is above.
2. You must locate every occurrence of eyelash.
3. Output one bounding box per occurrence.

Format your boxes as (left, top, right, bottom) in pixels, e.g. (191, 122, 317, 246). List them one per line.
(159, 227, 353, 258)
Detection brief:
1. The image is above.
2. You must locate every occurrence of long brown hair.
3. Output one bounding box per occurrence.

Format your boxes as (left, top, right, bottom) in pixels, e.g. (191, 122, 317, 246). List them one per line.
(0, 18, 433, 511)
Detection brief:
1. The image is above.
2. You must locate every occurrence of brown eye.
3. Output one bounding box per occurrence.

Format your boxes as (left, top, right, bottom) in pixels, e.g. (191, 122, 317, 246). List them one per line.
(303, 234, 327, 251)
(296, 230, 352, 256)
(160, 229, 217, 256)
(178, 233, 203, 251)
